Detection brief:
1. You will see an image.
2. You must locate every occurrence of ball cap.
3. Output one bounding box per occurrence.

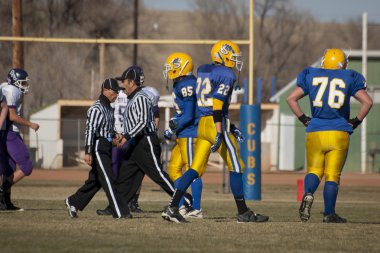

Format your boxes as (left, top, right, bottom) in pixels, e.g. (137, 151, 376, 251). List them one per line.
(101, 78, 124, 92)
(115, 65, 144, 85)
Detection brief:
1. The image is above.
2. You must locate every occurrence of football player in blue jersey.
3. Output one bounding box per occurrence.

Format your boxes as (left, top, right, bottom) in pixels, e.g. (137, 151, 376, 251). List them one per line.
(163, 52, 204, 218)
(287, 48, 373, 223)
(162, 40, 269, 223)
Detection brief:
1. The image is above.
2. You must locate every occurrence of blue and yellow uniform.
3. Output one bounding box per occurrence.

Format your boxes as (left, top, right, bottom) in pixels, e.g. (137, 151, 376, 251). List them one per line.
(291, 48, 372, 223)
(297, 67, 366, 183)
(163, 52, 203, 215)
(168, 75, 199, 182)
(192, 64, 244, 176)
(163, 41, 269, 223)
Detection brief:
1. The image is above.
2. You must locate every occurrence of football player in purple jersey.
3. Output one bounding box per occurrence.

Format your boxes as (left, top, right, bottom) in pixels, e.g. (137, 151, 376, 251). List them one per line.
(0, 69, 40, 211)
(287, 49, 373, 223)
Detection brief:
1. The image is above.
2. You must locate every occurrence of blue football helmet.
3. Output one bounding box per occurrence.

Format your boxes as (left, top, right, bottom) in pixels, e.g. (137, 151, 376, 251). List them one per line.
(7, 68, 30, 93)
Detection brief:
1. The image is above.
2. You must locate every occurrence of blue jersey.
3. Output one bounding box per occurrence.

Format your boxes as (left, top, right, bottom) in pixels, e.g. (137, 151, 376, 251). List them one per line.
(297, 67, 366, 133)
(196, 64, 236, 117)
(172, 75, 198, 138)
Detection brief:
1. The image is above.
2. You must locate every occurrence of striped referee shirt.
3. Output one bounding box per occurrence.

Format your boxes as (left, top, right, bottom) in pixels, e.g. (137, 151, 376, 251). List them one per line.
(123, 87, 156, 139)
(85, 95, 115, 154)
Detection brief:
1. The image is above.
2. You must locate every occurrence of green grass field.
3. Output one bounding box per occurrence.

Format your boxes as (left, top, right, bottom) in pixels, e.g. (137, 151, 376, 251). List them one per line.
(1, 179, 380, 253)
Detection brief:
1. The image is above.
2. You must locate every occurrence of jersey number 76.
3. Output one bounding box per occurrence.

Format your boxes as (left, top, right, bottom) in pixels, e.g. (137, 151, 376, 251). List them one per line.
(312, 77, 346, 109)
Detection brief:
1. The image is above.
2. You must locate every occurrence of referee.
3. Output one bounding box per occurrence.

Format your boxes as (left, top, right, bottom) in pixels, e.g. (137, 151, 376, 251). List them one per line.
(65, 78, 130, 219)
(115, 66, 193, 209)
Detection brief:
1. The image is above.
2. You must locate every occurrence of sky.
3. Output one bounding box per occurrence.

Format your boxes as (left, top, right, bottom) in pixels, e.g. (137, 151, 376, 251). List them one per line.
(143, 0, 380, 24)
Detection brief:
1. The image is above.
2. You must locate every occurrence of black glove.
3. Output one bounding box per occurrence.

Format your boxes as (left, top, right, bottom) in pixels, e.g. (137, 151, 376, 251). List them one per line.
(169, 117, 178, 131)
(129, 137, 136, 146)
(298, 114, 311, 127)
(210, 132, 223, 152)
(163, 128, 173, 140)
(349, 117, 362, 130)
(230, 124, 245, 143)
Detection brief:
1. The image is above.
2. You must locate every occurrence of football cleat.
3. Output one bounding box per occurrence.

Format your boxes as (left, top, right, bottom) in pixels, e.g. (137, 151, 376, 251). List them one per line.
(65, 198, 78, 218)
(2, 188, 24, 211)
(299, 192, 314, 222)
(128, 201, 143, 213)
(0, 188, 8, 211)
(178, 205, 188, 216)
(179, 205, 195, 216)
(184, 209, 203, 219)
(0, 200, 7, 211)
(162, 206, 188, 223)
(96, 207, 113, 216)
(237, 209, 269, 223)
(323, 213, 347, 223)
(4, 202, 24, 211)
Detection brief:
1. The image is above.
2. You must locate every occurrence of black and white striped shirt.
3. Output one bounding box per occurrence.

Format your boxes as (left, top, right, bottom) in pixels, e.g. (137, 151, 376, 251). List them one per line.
(85, 95, 115, 154)
(123, 87, 156, 139)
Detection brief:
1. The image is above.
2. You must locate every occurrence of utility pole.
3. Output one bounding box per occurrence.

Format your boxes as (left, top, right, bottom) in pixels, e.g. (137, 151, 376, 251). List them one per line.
(12, 0, 24, 68)
(133, 0, 139, 65)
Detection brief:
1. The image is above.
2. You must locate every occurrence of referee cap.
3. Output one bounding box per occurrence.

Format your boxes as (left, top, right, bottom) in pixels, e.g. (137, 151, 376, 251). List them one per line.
(115, 65, 145, 85)
(101, 78, 124, 92)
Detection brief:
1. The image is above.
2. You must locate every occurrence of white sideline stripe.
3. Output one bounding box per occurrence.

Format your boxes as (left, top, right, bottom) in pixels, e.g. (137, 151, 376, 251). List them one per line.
(147, 136, 175, 192)
(224, 131, 241, 173)
(95, 140, 121, 218)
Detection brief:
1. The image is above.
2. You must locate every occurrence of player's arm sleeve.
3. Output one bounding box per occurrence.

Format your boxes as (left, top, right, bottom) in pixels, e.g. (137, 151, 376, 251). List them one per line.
(211, 74, 233, 103)
(175, 100, 195, 133)
(3, 87, 18, 107)
(151, 88, 160, 119)
(296, 68, 310, 95)
(0, 101, 8, 129)
(85, 107, 102, 154)
(153, 105, 160, 119)
(350, 71, 367, 96)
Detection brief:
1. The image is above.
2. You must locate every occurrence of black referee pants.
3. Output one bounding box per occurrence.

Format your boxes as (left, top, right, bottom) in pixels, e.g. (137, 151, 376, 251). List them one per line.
(117, 134, 192, 206)
(67, 138, 129, 218)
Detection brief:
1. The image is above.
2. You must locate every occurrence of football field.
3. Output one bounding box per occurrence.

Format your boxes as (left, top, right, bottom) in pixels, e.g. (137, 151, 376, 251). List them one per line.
(1, 170, 379, 253)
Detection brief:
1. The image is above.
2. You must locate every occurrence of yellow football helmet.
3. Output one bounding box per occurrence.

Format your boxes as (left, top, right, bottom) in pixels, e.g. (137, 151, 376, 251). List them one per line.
(211, 40, 243, 71)
(321, 48, 348, 69)
(163, 52, 194, 80)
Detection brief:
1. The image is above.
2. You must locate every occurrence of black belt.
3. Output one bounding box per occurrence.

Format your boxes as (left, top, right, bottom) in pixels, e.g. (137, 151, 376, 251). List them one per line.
(97, 136, 113, 143)
(135, 129, 156, 137)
